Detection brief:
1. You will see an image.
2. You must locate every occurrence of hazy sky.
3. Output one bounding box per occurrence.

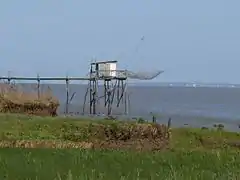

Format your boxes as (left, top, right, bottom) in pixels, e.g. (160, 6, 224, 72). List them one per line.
(0, 1, 239, 83)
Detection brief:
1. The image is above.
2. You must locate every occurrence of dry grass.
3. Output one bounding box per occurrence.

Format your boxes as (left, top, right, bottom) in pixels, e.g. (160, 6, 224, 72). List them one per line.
(0, 140, 93, 149)
(0, 83, 59, 116)
(61, 122, 171, 151)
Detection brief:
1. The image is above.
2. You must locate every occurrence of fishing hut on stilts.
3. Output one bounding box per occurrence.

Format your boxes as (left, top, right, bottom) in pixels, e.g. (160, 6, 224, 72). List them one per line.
(83, 60, 128, 116)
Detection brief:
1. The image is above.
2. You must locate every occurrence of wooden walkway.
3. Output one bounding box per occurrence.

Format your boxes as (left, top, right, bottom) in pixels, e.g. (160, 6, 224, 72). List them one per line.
(0, 76, 90, 81)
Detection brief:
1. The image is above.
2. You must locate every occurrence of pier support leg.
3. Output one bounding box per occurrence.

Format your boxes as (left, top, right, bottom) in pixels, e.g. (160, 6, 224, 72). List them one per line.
(65, 78, 69, 115)
(7, 71, 11, 84)
(104, 79, 112, 116)
(37, 74, 40, 99)
(89, 78, 98, 115)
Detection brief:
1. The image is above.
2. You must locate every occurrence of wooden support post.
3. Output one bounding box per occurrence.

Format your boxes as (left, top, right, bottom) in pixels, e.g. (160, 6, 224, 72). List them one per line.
(107, 80, 111, 115)
(121, 80, 124, 104)
(89, 64, 93, 114)
(167, 118, 172, 129)
(124, 80, 128, 115)
(37, 74, 40, 99)
(92, 79, 97, 115)
(117, 79, 120, 102)
(89, 79, 92, 114)
(109, 80, 117, 115)
(89, 79, 97, 115)
(7, 71, 11, 84)
(65, 76, 69, 115)
(152, 115, 156, 123)
(104, 80, 107, 106)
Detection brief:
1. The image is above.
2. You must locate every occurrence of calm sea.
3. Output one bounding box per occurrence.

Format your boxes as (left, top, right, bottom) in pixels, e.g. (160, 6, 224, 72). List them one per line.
(18, 83, 240, 132)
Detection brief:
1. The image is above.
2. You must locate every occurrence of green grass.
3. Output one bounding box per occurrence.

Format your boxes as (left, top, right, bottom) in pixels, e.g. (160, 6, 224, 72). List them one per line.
(0, 148, 239, 180)
(0, 113, 239, 179)
(171, 128, 240, 150)
(0, 113, 121, 141)
(0, 113, 239, 150)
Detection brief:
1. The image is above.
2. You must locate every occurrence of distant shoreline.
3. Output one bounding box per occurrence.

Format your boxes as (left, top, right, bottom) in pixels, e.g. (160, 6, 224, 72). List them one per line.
(1, 81, 240, 88)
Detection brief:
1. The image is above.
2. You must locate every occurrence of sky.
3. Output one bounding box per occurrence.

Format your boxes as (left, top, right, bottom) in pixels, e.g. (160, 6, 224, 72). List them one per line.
(0, 0, 240, 84)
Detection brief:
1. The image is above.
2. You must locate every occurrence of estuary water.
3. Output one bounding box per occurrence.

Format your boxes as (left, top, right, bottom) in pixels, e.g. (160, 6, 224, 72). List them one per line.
(19, 83, 240, 132)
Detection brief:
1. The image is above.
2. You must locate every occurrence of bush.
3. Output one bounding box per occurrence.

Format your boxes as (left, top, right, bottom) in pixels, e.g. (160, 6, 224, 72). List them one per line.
(0, 83, 59, 116)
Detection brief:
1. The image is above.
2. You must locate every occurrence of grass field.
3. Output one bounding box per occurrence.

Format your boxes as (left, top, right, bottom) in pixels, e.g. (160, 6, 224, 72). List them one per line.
(0, 148, 239, 180)
(0, 113, 239, 179)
